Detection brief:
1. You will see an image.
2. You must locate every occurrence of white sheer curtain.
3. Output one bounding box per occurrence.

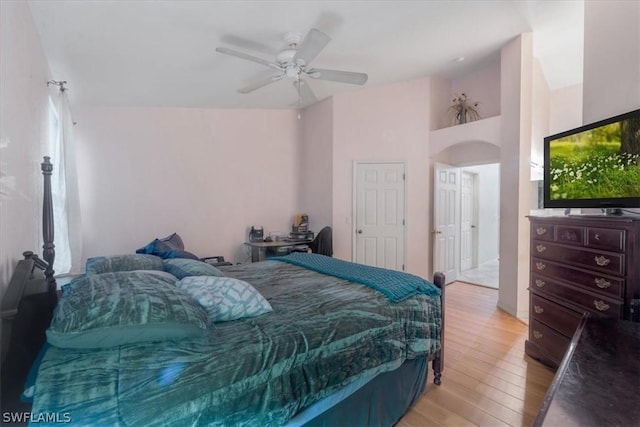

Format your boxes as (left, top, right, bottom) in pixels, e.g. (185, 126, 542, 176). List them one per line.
(49, 90, 82, 274)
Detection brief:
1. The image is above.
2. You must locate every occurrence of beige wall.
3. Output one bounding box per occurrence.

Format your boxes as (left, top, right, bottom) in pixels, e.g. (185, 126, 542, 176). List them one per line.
(583, 0, 640, 123)
(74, 107, 300, 264)
(0, 1, 53, 293)
(298, 98, 334, 231)
(331, 78, 432, 279)
(549, 84, 583, 134)
(499, 33, 534, 319)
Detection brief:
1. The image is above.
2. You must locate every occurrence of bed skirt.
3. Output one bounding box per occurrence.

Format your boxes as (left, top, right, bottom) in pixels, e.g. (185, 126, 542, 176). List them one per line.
(291, 356, 428, 427)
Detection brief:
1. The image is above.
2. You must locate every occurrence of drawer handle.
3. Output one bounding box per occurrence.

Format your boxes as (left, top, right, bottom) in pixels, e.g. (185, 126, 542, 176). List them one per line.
(533, 330, 543, 339)
(561, 231, 578, 241)
(594, 278, 611, 289)
(536, 262, 546, 271)
(536, 244, 547, 253)
(536, 227, 547, 236)
(593, 300, 610, 312)
(594, 233, 600, 241)
(594, 256, 610, 267)
(534, 305, 544, 314)
(535, 279, 546, 288)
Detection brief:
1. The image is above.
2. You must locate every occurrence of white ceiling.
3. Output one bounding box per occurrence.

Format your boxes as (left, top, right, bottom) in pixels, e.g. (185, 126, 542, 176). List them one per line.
(27, 0, 584, 110)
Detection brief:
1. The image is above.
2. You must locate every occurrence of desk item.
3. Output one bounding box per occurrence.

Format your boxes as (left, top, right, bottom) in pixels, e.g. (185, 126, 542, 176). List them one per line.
(290, 231, 314, 241)
(268, 231, 283, 242)
(201, 256, 233, 267)
(245, 239, 312, 262)
(249, 226, 264, 242)
(533, 317, 640, 427)
(293, 214, 309, 233)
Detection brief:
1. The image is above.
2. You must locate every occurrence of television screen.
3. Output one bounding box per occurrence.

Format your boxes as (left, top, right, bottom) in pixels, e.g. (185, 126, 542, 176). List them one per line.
(543, 109, 640, 210)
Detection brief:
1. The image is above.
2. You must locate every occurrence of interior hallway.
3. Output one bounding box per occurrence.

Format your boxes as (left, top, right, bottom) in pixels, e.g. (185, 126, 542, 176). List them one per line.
(458, 259, 499, 289)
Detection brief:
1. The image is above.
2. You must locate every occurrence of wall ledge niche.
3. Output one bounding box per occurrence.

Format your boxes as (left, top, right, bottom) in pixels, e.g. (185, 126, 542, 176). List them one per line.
(429, 115, 501, 158)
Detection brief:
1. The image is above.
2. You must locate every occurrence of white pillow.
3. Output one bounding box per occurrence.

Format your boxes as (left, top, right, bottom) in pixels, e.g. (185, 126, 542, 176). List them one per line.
(177, 276, 272, 322)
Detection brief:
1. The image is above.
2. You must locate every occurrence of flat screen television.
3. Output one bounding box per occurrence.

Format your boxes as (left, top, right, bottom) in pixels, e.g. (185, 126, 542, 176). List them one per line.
(543, 108, 640, 213)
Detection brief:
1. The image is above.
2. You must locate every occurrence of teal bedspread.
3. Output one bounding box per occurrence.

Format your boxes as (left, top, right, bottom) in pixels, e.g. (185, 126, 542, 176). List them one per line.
(271, 253, 440, 302)
(31, 261, 441, 426)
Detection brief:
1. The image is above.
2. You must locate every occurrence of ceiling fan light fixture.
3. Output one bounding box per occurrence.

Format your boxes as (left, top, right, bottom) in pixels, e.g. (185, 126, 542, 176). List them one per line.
(285, 67, 299, 78)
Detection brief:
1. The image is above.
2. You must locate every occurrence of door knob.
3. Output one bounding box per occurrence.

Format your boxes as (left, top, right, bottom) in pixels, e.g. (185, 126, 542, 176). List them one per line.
(432, 230, 442, 234)
(357, 229, 363, 234)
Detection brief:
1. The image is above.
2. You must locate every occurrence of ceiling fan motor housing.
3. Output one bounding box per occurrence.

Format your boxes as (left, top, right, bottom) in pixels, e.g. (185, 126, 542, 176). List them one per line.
(276, 49, 297, 66)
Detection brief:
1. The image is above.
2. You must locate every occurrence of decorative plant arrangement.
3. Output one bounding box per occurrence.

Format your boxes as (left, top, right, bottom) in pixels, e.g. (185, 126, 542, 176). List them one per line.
(449, 92, 480, 125)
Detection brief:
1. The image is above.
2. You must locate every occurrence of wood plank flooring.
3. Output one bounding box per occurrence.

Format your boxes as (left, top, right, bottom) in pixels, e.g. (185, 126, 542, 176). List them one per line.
(397, 282, 555, 427)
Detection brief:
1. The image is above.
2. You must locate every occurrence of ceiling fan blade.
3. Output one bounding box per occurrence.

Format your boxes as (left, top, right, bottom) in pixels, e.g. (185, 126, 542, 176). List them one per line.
(294, 79, 317, 106)
(216, 47, 282, 71)
(238, 74, 284, 94)
(307, 68, 368, 85)
(293, 28, 330, 66)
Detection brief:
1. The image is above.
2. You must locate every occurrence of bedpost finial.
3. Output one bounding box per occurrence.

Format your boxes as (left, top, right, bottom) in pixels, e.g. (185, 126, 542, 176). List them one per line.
(41, 156, 53, 174)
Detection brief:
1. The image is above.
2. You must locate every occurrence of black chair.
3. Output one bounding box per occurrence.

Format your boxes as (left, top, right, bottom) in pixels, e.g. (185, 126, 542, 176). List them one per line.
(309, 226, 333, 257)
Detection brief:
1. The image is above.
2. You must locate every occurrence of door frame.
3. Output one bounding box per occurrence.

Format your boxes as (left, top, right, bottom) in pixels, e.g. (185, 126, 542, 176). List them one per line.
(460, 169, 479, 272)
(432, 162, 460, 283)
(352, 160, 408, 269)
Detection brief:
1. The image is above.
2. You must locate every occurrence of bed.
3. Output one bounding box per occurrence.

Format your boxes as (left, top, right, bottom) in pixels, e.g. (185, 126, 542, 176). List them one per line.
(1, 157, 444, 426)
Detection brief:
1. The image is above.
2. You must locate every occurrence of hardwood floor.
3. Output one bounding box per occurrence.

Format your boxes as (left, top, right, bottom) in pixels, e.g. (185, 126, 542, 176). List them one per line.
(398, 282, 555, 427)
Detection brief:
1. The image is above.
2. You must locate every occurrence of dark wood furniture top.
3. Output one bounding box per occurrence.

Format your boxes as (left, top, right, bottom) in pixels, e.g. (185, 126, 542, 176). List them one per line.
(533, 317, 640, 427)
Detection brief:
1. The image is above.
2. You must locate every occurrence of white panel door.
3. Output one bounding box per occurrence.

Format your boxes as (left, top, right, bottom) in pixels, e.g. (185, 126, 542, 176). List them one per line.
(460, 171, 478, 271)
(354, 162, 405, 270)
(433, 163, 459, 283)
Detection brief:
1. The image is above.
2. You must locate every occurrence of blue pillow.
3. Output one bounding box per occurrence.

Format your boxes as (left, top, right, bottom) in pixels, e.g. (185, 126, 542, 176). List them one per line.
(163, 258, 224, 280)
(85, 254, 164, 275)
(177, 276, 272, 322)
(47, 271, 210, 349)
(158, 249, 200, 260)
(136, 232, 184, 253)
(136, 233, 200, 260)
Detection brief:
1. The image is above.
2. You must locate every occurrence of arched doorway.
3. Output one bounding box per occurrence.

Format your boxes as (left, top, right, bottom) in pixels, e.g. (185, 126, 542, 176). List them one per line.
(431, 139, 501, 288)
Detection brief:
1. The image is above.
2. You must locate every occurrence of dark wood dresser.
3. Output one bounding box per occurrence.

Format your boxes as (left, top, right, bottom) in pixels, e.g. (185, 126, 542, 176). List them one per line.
(525, 215, 640, 369)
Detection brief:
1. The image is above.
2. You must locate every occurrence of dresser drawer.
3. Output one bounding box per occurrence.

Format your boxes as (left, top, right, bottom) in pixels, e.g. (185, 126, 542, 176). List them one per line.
(531, 243, 624, 276)
(531, 258, 623, 299)
(529, 319, 570, 363)
(531, 223, 555, 241)
(556, 225, 585, 246)
(586, 227, 625, 252)
(530, 273, 622, 318)
(530, 294, 582, 338)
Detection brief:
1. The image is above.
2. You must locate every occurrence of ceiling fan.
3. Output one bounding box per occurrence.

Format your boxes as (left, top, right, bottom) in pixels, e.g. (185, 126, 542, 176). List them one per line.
(216, 28, 368, 106)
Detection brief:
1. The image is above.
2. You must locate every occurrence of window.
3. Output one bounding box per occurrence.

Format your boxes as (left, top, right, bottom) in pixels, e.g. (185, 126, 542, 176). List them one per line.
(48, 96, 72, 274)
